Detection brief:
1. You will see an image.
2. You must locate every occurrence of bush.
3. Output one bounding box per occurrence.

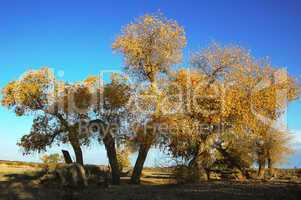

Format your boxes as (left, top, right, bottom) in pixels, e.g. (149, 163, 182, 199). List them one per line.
(174, 165, 201, 184)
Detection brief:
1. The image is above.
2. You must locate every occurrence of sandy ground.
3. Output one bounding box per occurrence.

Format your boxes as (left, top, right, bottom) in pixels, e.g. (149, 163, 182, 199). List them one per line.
(0, 163, 301, 200)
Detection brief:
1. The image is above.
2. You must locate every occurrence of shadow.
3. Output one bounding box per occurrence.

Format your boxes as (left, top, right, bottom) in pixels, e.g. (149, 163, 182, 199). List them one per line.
(3, 173, 42, 182)
(144, 172, 175, 179)
(1, 170, 301, 200)
(0, 170, 61, 200)
(144, 175, 175, 179)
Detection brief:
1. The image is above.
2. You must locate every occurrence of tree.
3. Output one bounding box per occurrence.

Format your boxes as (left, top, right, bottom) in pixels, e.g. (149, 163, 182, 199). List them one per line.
(113, 13, 186, 184)
(198, 44, 298, 178)
(2, 68, 97, 165)
(162, 43, 299, 180)
(254, 128, 294, 178)
(162, 68, 229, 180)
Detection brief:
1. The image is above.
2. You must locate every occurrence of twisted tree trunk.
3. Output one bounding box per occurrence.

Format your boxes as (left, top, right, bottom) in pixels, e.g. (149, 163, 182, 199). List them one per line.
(216, 145, 250, 179)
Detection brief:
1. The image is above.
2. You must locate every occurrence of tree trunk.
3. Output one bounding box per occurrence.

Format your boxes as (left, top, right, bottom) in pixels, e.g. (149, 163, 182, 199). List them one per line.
(67, 128, 84, 165)
(130, 79, 156, 185)
(216, 146, 250, 179)
(88, 119, 120, 185)
(57, 115, 84, 165)
(257, 159, 265, 179)
(103, 133, 120, 185)
(70, 142, 84, 165)
(204, 168, 210, 181)
(131, 144, 150, 184)
(267, 157, 274, 177)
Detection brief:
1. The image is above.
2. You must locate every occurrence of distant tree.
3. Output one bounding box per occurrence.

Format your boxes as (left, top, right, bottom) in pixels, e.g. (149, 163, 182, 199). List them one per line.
(254, 128, 294, 178)
(116, 148, 131, 172)
(113, 13, 186, 184)
(41, 153, 63, 164)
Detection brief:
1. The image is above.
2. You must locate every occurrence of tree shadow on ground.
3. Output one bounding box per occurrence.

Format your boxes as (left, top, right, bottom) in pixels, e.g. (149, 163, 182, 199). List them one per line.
(1, 172, 301, 200)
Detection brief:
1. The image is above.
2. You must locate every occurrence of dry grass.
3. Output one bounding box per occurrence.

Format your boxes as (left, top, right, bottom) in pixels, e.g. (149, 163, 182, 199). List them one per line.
(0, 160, 45, 168)
(0, 161, 43, 182)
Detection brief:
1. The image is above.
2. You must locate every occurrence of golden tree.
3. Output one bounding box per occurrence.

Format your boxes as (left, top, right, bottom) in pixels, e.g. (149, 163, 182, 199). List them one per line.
(113, 13, 186, 184)
(162, 43, 299, 180)
(2, 68, 98, 165)
(254, 126, 294, 178)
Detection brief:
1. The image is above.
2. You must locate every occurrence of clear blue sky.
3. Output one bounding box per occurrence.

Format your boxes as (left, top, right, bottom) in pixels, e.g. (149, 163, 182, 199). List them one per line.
(0, 0, 300, 167)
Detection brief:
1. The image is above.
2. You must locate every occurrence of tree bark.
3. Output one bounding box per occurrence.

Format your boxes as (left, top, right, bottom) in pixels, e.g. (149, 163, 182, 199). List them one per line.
(257, 159, 265, 178)
(70, 141, 84, 165)
(68, 129, 84, 165)
(103, 133, 120, 185)
(267, 157, 274, 177)
(204, 168, 210, 181)
(131, 144, 150, 184)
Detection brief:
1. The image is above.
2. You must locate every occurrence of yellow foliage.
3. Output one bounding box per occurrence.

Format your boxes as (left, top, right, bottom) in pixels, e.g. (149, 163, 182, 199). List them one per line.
(113, 13, 186, 82)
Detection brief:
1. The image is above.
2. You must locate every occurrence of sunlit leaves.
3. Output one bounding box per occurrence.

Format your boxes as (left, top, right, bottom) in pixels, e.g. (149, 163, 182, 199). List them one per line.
(1, 68, 54, 114)
(103, 74, 131, 111)
(162, 43, 300, 170)
(113, 13, 186, 82)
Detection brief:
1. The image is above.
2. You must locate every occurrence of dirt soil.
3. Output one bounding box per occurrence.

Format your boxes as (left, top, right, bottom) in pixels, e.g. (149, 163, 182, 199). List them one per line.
(0, 163, 301, 200)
